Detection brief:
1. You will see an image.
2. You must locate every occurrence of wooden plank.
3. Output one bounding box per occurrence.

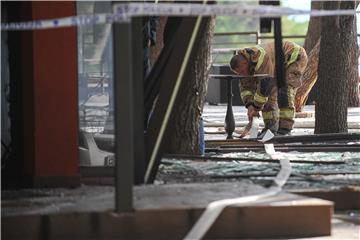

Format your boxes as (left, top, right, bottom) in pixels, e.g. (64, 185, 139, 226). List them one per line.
(295, 111, 314, 118)
(291, 189, 360, 210)
(2, 193, 332, 240)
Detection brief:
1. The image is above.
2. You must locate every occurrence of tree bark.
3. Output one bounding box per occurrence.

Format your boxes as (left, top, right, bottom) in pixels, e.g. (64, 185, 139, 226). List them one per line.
(348, 49, 360, 106)
(299, 1, 323, 109)
(303, 1, 322, 54)
(149, 16, 167, 65)
(295, 39, 320, 112)
(315, 1, 353, 133)
(296, 1, 359, 110)
(164, 17, 215, 154)
(347, 1, 360, 107)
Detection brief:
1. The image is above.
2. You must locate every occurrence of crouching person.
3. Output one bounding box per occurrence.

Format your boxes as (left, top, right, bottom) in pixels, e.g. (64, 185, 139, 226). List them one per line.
(229, 41, 308, 136)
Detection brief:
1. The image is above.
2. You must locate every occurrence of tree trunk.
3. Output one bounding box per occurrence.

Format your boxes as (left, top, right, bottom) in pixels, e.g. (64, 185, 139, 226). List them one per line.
(295, 39, 320, 112)
(165, 17, 215, 154)
(303, 1, 322, 54)
(349, 75, 360, 106)
(315, 1, 353, 133)
(149, 16, 167, 65)
(300, 1, 323, 109)
(347, 2, 360, 107)
(296, 1, 359, 111)
(348, 49, 360, 106)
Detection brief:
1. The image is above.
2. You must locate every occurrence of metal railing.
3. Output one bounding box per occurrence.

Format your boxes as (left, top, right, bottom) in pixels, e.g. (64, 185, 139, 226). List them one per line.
(211, 31, 306, 63)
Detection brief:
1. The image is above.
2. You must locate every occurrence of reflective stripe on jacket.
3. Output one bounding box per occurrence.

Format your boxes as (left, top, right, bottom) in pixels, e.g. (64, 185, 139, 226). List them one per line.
(287, 42, 301, 66)
(238, 41, 305, 109)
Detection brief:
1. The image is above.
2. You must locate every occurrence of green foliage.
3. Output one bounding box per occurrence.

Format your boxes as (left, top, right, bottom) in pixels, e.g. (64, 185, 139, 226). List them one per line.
(282, 17, 308, 45)
(213, 15, 309, 63)
(215, 16, 308, 37)
(215, 16, 257, 33)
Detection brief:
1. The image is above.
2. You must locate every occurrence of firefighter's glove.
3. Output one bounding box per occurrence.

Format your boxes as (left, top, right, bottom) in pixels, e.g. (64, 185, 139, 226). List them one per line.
(247, 104, 260, 121)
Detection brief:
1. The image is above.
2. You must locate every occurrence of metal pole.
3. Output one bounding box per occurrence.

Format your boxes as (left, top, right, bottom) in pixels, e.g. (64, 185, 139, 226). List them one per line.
(206, 132, 360, 145)
(273, 17, 286, 89)
(225, 77, 235, 139)
(131, 17, 145, 184)
(113, 21, 134, 212)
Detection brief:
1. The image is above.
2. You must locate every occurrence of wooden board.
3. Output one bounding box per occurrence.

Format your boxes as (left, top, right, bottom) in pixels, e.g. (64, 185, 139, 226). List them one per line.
(2, 182, 333, 239)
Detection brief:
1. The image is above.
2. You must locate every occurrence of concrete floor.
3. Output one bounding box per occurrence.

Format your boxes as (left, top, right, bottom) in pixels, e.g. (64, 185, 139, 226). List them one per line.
(2, 105, 360, 239)
(301, 215, 360, 240)
(1, 182, 293, 216)
(2, 183, 266, 217)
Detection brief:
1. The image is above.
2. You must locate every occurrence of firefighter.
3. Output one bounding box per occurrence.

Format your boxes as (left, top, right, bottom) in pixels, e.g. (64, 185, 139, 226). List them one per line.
(229, 41, 308, 136)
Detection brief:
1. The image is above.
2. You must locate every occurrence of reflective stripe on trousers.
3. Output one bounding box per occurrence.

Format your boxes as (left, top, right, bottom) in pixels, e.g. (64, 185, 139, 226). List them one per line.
(240, 90, 253, 99)
(254, 92, 268, 105)
(279, 108, 295, 120)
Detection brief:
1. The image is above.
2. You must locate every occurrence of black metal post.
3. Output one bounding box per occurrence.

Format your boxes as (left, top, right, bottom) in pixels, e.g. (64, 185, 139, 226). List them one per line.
(259, 0, 278, 33)
(131, 17, 145, 185)
(274, 17, 286, 89)
(225, 77, 235, 139)
(113, 21, 134, 212)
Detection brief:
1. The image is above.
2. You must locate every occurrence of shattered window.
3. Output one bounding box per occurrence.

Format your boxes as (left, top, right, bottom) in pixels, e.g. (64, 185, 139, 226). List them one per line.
(77, 2, 115, 167)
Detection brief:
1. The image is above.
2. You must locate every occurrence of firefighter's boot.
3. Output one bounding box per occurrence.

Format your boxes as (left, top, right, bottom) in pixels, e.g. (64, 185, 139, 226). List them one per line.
(258, 120, 278, 138)
(277, 127, 292, 136)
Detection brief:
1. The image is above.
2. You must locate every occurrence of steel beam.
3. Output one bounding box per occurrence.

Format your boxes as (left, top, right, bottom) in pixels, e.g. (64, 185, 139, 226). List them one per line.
(113, 21, 134, 212)
(217, 143, 360, 149)
(163, 154, 346, 164)
(131, 17, 146, 185)
(271, 132, 360, 143)
(205, 133, 360, 146)
(206, 146, 360, 153)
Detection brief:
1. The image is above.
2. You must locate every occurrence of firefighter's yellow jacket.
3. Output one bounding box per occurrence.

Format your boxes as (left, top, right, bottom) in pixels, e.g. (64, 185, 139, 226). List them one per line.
(237, 41, 308, 111)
